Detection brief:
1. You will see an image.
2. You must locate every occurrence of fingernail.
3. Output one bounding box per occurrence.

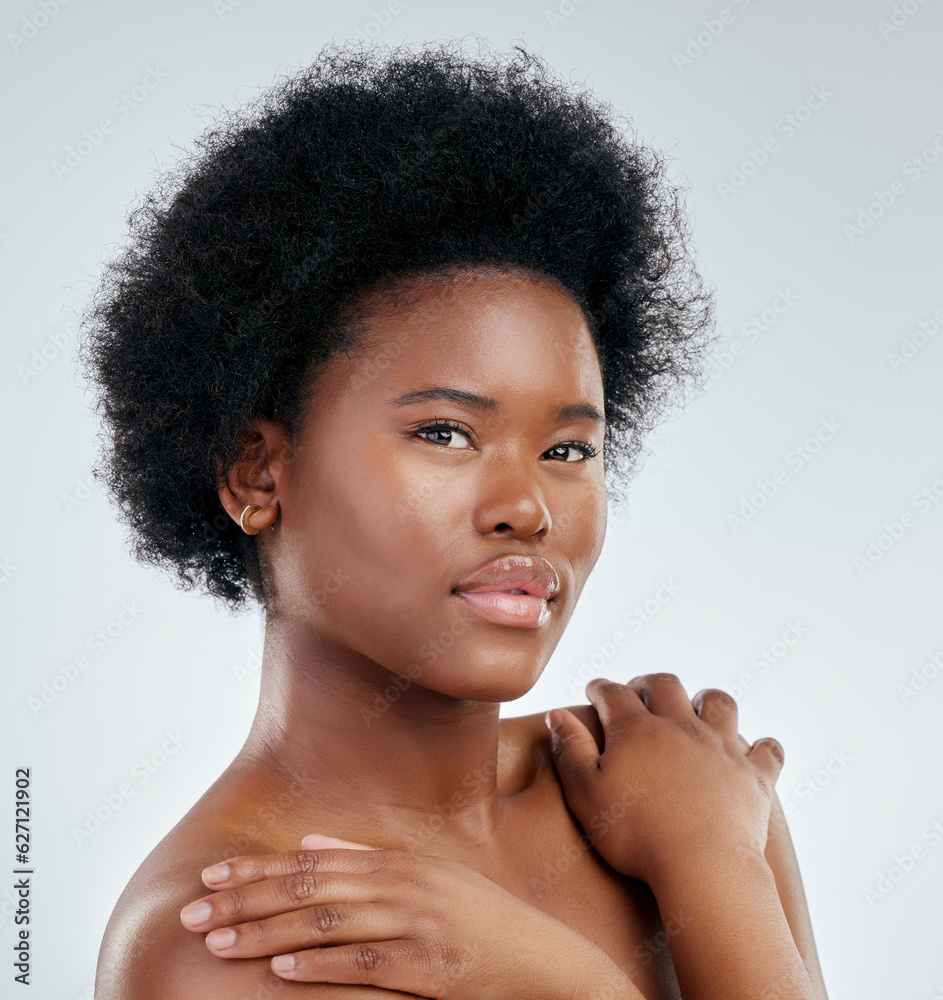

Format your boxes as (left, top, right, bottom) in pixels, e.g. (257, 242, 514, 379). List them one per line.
(202, 863, 230, 885)
(545, 710, 563, 733)
(301, 833, 342, 849)
(180, 901, 212, 928)
(207, 927, 236, 950)
(272, 954, 296, 972)
(301, 832, 375, 851)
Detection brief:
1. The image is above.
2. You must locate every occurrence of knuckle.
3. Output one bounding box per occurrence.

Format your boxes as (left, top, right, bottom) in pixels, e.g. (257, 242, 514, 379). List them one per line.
(549, 731, 588, 774)
(233, 855, 262, 881)
(353, 943, 384, 973)
(284, 873, 317, 903)
(305, 903, 343, 935)
(764, 738, 786, 766)
(291, 849, 316, 874)
(397, 851, 436, 892)
(696, 689, 738, 713)
(245, 918, 270, 946)
(551, 730, 577, 755)
(640, 672, 680, 686)
(222, 888, 246, 919)
(407, 871, 436, 892)
(676, 718, 703, 741)
(385, 849, 437, 892)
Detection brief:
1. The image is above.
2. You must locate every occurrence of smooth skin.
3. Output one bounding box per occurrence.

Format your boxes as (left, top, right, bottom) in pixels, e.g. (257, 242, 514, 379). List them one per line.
(95, 268, 828, 999)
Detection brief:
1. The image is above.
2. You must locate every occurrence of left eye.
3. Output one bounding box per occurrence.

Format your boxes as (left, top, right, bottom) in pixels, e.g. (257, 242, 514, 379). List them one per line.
(544, 444, 592, 462)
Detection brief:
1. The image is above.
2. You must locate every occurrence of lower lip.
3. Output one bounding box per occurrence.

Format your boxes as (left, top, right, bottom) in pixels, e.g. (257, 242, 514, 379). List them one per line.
(453, 591, 551, 629)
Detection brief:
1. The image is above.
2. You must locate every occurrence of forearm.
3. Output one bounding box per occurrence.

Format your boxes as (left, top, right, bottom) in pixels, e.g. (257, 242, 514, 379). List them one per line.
(647, 848, 817, 1000)
(764, 792, 830, 999)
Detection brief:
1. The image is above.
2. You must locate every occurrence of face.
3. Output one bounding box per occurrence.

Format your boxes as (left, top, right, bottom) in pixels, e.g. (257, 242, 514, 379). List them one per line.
(254, 268, 608, 703)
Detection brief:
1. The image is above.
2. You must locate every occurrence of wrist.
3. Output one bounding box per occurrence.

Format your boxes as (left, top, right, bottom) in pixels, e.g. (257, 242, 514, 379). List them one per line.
(645, 842, 772, 899)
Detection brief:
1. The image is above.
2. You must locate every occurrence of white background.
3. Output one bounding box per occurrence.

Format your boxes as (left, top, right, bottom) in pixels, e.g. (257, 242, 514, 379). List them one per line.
(2, 1, 942, 997)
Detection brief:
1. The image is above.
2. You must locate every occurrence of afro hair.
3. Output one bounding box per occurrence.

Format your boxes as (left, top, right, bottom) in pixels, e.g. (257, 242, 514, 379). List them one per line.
(79, 37, 714, 613)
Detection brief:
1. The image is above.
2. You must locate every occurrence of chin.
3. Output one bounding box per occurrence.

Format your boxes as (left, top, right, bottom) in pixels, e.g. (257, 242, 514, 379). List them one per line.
(411, 645, 550, 704)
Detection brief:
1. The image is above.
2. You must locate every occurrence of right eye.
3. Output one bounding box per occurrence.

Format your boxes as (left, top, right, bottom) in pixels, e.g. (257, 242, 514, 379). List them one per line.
(414, 419, 476, 450)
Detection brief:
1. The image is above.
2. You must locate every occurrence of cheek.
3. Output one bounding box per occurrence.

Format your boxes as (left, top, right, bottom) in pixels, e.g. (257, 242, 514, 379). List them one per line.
(283, 437, 461, 636)
(555, 476, 608, 573)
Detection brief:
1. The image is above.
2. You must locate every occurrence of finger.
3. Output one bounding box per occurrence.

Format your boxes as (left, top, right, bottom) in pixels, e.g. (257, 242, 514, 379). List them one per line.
(624, 673, 693, 716)
(201, 845, 381, 891)
(203, 899, 402, 959)
(747, 737, 786, 781)
(691, 688, 739, 736)
(270, 936, 453, 995)
(584, 677, 649, 733)
(545, 707, 604, 808)
(265, 981, 427, 1000)
(181, 865, 387, 933)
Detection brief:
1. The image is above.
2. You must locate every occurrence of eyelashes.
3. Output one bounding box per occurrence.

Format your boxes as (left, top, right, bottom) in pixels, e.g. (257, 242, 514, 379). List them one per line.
(413, 418, 600, 462)
(414, 417, 473, 449)
(545, 441, 601, 461)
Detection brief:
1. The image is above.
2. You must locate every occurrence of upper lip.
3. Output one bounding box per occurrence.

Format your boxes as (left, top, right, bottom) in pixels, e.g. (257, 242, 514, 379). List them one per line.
(452, 554, 560, 602)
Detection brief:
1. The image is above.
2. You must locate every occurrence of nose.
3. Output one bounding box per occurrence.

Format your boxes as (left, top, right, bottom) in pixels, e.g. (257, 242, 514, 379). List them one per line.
(471, 457, 552, 540)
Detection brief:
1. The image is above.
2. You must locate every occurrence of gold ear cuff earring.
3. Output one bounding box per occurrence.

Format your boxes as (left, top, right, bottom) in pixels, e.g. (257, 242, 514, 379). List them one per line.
(239, 504, 277, 534)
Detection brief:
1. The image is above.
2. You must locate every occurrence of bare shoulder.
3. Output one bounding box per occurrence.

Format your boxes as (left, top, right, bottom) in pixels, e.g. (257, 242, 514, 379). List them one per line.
(496, 703, 603, 795)
(95, 821, 284, 1000)
(500, 702, 604, 753)
(94, 788, 436, 1000)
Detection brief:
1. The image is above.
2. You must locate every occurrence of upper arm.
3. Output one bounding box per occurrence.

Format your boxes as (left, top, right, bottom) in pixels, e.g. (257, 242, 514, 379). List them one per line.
(764, 788, 830, 1000)
(95, 888, 286, 1000)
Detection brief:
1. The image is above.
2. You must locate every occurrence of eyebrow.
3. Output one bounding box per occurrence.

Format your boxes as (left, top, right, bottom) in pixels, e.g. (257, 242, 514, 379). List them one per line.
(388, 386, 604, 424)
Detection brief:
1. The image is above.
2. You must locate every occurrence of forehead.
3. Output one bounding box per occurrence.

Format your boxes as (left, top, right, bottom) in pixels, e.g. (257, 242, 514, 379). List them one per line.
(333, 267, 604, 405)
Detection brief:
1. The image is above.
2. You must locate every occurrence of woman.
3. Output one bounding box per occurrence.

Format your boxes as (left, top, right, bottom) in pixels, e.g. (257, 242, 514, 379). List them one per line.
(81, 39, 828, 999)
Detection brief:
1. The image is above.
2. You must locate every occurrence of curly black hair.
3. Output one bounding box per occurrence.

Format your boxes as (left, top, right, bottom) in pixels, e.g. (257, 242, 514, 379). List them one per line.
(78, 37, 714, 613)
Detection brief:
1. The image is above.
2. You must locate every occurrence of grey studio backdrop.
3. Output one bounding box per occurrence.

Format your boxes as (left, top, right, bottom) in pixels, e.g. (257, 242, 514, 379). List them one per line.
(2, 0, 942, 997)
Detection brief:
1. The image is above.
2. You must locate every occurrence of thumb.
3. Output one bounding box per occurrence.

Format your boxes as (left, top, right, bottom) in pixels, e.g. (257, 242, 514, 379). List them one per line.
(545, 708, 601, 802)
(301, 832, 378, 851)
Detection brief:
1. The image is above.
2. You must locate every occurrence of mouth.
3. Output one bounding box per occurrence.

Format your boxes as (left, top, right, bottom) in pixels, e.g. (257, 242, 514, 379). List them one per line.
(451, 555, 559, 630)
(452, 590, 553, 628)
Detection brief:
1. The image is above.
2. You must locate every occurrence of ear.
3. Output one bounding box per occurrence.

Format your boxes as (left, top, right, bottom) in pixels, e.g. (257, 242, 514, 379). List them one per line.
(217, 418, 291, 531)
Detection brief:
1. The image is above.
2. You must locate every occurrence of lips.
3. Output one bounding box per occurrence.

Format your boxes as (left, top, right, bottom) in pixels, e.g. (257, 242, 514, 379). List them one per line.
(453, 554, 560, 600)
(452, 554, 559, 629)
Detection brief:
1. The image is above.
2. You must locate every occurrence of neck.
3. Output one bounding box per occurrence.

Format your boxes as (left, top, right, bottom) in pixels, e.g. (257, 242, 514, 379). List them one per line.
(239, 617, 512, 852)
